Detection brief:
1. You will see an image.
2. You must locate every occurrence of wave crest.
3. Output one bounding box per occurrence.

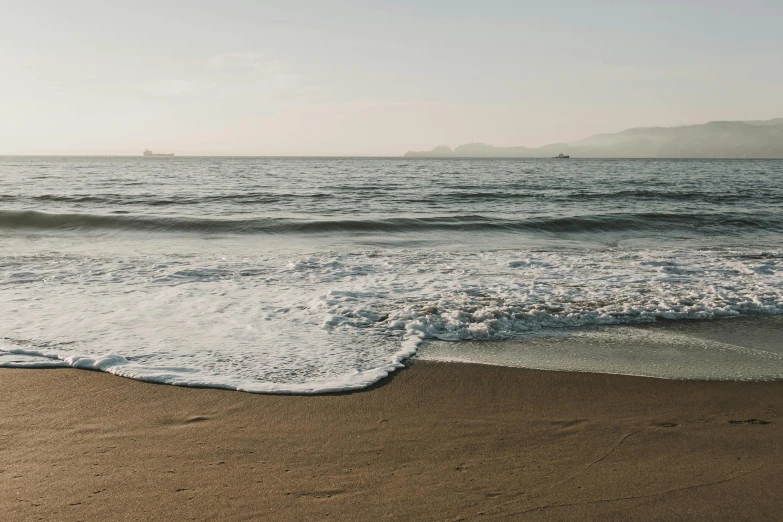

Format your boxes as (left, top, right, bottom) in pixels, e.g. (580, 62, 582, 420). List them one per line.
(1, 209, 780, 236)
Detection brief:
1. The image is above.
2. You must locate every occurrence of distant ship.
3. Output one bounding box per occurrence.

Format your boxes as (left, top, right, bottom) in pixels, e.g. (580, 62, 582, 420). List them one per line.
(143, 149, 174, 157)
(553, 153, 570, 159)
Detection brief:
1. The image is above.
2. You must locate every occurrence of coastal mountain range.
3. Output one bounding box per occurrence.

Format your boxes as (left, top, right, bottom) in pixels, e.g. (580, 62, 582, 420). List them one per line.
(405, 118, 783, 158)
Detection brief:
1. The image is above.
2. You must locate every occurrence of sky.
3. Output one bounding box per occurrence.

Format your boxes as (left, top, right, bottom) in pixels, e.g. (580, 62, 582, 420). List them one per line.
(1, 0, 782, 156)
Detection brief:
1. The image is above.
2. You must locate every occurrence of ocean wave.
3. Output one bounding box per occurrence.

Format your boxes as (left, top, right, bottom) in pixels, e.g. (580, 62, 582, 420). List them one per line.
(24, 193, 332, 205)
(6, 189, 779, 208)
(414, 189, 782, 205)
(1, 209, 781, 236)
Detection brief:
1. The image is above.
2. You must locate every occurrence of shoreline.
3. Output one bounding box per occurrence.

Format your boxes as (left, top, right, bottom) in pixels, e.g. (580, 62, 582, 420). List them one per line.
(3, 361, 783, 521)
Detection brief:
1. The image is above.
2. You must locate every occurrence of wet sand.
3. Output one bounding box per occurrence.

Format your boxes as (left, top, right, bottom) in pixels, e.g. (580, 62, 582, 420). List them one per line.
(2, 362, 782, 521)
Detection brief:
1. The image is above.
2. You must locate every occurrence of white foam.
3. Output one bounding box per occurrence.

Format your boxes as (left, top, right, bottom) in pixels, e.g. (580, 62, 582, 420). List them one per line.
(1, 244, 782, 392)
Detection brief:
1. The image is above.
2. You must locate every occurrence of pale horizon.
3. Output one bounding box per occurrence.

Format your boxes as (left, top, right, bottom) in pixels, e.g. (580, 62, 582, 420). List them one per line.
(3, 115, 783, 158)
(2, 1, 783, 156)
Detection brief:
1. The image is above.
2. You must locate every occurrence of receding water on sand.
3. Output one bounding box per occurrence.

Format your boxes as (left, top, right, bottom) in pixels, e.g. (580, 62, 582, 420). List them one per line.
(419, 315, 783, 380)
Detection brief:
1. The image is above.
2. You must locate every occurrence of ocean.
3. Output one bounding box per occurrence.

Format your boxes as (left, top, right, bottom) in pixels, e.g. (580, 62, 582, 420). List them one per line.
(1, 157, 782, 392)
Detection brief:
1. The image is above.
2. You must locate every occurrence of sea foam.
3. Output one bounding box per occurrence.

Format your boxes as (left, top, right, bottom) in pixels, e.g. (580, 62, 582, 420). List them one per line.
(1, 246, 782, 392)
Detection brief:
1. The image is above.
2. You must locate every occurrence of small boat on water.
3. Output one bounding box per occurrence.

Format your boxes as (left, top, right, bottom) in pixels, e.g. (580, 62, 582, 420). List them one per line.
(143, 149, 174, 157)
(553, 153, 570, 159)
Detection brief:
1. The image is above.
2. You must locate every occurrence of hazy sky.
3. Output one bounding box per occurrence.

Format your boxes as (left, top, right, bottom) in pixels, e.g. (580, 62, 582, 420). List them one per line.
(2, 0, 782, 156)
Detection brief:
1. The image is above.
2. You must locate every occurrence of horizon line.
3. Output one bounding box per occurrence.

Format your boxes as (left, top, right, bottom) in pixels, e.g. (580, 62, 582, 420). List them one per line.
(6, 117, 782, 160)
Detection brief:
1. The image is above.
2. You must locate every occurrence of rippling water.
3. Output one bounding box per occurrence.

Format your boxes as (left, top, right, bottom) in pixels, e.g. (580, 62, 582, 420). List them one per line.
(1, 157, 782, 391)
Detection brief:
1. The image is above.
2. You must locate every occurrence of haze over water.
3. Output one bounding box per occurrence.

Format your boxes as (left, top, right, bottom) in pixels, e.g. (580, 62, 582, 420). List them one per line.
(2, 157, 783, 391)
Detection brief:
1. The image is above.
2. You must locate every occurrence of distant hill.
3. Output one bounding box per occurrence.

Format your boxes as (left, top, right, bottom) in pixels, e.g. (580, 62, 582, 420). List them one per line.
(404, 119, 783, 158)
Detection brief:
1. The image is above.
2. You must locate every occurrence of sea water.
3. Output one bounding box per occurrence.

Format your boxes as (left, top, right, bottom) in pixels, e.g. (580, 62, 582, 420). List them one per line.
(1, 157, 782, 392)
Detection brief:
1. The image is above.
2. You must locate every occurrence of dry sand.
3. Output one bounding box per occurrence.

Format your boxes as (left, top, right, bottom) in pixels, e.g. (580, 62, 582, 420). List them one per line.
(2, 362, 782, 521)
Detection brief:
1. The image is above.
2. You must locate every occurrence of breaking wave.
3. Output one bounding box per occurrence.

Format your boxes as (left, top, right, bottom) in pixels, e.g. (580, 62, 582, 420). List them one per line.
(1, 209, 780, 236)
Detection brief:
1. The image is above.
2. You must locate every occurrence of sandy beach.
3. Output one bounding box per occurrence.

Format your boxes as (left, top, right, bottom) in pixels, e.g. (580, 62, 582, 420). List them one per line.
(2, 362, 782, 521)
